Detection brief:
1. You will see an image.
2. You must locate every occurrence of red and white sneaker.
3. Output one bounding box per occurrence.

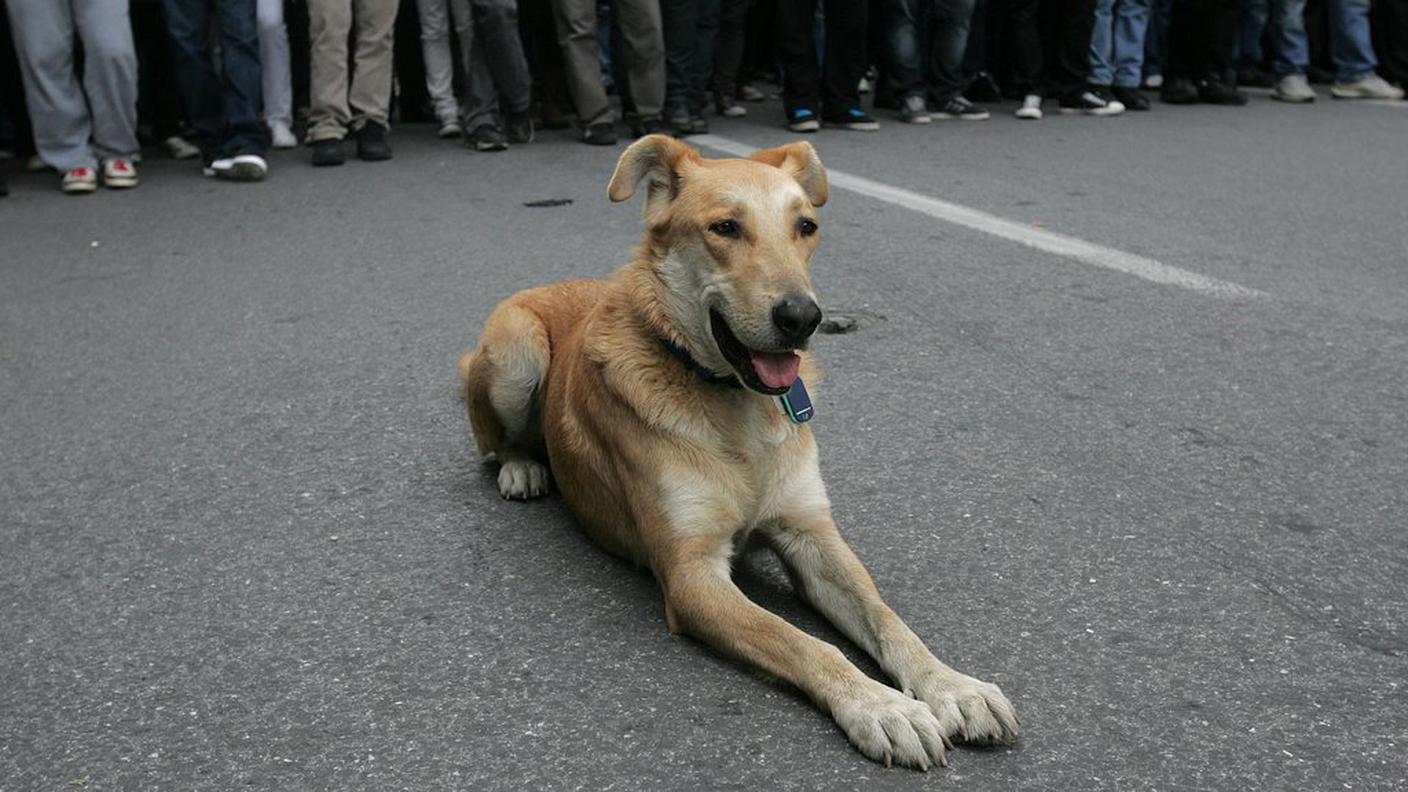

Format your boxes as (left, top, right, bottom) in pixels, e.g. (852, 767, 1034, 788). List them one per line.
(102, 158, 139, 188)
(61, 167, 98, 194)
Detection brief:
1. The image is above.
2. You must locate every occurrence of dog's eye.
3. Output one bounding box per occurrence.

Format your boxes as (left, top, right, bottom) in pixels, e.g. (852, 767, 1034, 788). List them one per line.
(798, 218, 819, 237)
(708, 220, 741, 238)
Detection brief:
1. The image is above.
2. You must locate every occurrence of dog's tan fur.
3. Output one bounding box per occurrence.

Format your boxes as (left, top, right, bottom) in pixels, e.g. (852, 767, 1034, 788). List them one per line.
(458, 136, 1018, 769)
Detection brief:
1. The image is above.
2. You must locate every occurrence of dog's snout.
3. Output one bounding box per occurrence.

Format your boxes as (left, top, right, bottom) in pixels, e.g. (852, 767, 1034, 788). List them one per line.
(771, 295, 822, 342)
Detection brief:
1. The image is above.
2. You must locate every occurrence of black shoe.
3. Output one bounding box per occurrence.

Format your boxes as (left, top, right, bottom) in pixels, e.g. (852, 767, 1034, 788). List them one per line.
(583, 121, 617, 145)
(688, 113, 709, 135)
(821, 108, 881, 130)
(1197, 78, 1248, 105)
(1160, 76, 1199, 104)
(355, 122, 393, 161)
(1112, 86, 1150, 111)
(630, 116, 664, 138)
(310, 137, 346, 167)
(465, 124, 507, 152)
(1236, 66, 1274, 88)
(505, 110, 534, 144)
(964, 71, 1003, 103)
(715, 93, 746, 117)
(666, 110, 694, 137)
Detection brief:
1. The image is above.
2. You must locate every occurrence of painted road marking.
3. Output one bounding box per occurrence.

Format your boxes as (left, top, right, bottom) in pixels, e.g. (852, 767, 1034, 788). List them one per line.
(693, 134, 1267, 300)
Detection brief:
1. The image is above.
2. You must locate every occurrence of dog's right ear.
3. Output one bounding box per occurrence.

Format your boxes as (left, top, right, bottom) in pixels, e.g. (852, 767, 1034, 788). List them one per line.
(750, 141, 828, 207)
(607, 134, 700, 217)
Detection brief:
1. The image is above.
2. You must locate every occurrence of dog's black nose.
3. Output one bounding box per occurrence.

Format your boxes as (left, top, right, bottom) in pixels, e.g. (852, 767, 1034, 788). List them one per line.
(771, 295, 822, 342)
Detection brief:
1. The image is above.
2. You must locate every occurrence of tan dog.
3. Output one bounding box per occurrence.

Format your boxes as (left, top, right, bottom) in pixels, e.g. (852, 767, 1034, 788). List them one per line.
(458, 135, 1018, 769)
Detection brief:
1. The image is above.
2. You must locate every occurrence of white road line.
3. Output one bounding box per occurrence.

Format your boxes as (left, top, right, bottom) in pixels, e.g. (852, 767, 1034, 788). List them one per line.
(692, 134, 1268, 300)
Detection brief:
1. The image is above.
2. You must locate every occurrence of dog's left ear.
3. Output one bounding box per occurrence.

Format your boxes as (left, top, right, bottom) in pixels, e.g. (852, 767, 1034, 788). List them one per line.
(751, 141, 828, 207)
(608, 134, 700, 217)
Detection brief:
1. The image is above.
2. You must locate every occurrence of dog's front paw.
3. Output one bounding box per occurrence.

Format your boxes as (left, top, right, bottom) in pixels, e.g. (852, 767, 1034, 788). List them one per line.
(831, 680, 950, 770)
(909, 668, 1020, 745)
(497, 458, 550, 500)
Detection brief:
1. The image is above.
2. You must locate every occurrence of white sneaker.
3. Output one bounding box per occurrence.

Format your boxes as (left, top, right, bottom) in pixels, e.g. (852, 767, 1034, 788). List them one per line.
(164, 136, 201, 160)
(1272, 73, 1316, 103)
(1330, 73, 1405, 100)
(102, 157, 139, 188)
(899, 95, 931, 124)
(205, 153, 268, 182)
(437, 118, 464, 138)
(61, 167, 98, 194)
(1015, 94, 1043, 120)
(269, 121, 298, 149)
(1143, 74, 1163, 89)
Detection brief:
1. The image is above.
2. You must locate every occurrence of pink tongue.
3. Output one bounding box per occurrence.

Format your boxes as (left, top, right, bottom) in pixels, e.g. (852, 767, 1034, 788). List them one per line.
(750, 351, 801, 390)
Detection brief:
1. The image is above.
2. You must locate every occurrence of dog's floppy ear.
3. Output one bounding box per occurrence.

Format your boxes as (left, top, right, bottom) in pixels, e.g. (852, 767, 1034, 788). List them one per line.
(607, 134, 700, 216)
(751, 141, 828, 207)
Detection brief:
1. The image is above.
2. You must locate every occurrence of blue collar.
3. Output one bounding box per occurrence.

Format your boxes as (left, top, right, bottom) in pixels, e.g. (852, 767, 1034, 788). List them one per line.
(659, 337, 742, 388)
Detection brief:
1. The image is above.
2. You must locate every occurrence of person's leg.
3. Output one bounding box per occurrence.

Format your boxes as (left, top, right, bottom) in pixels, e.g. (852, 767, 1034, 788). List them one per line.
(550, 0, 612, 124)
(72, 0, 140, 161)
(1143, 0, 1169, 79)
(256, 0, 293, 127)
(1238, 0, 1269, 68)
(470, 0, 533, 114)
(307, 0, 352, 141)
(887, 0, 925, 99)
(162, 0, 228, 159)
(819, 0, 867, 116)
(712, 0, 752, 101)
(1001, 0, 1042, 95)
(926, 0, 977, 102)
(1048, 0, 1096, 97)
(1270, 0, 1310, 75)
(416, 0, 461, 123)
(348, 0, 397, 130)
(5, 0, 96, 172)
(463, 21, 500, 131)
(1370, 0, 1408, 84)
(661, 0, 697, 120)
(690, 0, 719, 115)
(775, 0, 821, 117)
(213, 0, 267, 156)
(1088, 0, 1117, 86)
(1325, 0, 1376, 81)
(615, 0, 667, 120)
(1110, 0, 1150, 86)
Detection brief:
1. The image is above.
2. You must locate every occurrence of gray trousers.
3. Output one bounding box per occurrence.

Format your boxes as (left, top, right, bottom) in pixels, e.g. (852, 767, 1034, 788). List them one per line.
(463, 0, 533, 130)
(551, 0, 664, 124)
(4, 0, 139, 172)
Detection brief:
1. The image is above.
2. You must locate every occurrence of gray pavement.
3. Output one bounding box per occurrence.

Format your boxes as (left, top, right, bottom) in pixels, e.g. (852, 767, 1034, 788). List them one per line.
(2, 94, 1406, 791)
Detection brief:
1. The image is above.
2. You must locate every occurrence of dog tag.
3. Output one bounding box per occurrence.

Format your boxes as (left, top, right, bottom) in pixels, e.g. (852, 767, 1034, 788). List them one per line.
(777, 378, 814, 424)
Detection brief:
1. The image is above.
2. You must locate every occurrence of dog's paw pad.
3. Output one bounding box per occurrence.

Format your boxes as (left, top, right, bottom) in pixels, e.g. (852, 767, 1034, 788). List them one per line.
(498, 459, 550, 500)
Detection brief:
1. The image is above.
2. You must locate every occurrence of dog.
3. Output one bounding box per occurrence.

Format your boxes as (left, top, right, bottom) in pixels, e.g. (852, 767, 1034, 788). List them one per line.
(458, 135, 1019, 769)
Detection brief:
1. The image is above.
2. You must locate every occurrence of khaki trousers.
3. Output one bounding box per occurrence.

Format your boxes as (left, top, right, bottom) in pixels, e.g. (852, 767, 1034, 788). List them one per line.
(551, 0, 665, 125)
(308, 0, 398, 141)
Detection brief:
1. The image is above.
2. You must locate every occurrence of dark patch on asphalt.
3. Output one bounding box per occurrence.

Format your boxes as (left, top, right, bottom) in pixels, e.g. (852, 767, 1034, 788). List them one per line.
(818, 307, 886, 335)
(1269, 513, 1326, 534)
(523, 198, 574, 208)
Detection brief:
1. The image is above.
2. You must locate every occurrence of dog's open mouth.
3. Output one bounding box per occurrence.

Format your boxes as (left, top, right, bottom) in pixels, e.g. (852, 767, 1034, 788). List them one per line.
(709, 309, 799, 395)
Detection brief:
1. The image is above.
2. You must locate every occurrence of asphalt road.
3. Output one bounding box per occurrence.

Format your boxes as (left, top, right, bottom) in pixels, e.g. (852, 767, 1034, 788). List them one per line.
(2, 92, 1406, 792)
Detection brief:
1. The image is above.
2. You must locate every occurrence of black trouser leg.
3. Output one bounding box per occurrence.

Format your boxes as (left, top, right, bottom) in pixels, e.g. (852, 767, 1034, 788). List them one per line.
(776, 0, 821, 115)
(819, 0, 868, 115)
(999, 0, 1042, 95)
(712, 0, 752, 99)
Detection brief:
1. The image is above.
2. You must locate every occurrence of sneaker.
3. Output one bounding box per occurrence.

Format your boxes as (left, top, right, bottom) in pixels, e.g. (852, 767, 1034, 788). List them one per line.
(1014, 93, 1043, 120)
(465, 124, 508, 152)
(667, 110, 695, 137)
(1160, 76, 1199, 104)
(207, 153, 268, 181)
(932, 96, 989, 120)
(965, 71, 1002, 103)
(858, 77, 873, 95)
(26, 154, 48, 172)
(1236, 67, 1274, 88)
(715, 94, 747, 117)
(311, 137, 345, 166)
(1272, 73, 1317, 103)
(355, 122, 392, 161)
(583, 121, 617, 145)
(630, 116, 664, 138)
(1330, 73, 1405, 100)
(270, 121, 298, 149)
(102, 158, 139, 188)
(1111, 86, 1150, 111)
(688, 114, 709, 135)
(437, 118, 464, 139)
(899, 94, 931, 124)
(61, 167, 98, 194)
(505, 110, 535, 144)
(164, 135, 201, 160)
(1197, 79, 1248, 105)
(1143, 73, 1164, 89)
(823, 107, 880, 130)
(1059, 89, 1125, 115)
(738, 84, 766, 102)
(788, 107, 821, 132)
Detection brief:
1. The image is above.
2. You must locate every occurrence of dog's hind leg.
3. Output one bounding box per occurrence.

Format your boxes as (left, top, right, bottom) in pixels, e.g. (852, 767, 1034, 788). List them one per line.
(459, 302, 552, 500)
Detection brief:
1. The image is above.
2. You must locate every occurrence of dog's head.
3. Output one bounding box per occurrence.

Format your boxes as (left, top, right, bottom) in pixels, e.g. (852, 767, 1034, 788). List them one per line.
(608, 135, 829, 395)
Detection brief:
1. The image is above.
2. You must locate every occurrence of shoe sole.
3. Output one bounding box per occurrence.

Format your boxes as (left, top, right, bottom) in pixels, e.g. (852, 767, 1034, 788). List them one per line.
(822, 121, 880, 131)
(1329, 88, 1405, 100)
(720, 108, 747, 117)
(932, 113, 990, 121)
(62, 182, 97, 194)
(1271, 92, 1316, 103)
(788, 120, 821, 132)
(474, 142, 508, 152)
(217, 162, 267, 181)
(1014, 110, 1043, 120)
(901, 115, 932, 124)
(104, 177, 139, 188)
(438, 128, 463, 139)
(1058, 107, 1124, 116)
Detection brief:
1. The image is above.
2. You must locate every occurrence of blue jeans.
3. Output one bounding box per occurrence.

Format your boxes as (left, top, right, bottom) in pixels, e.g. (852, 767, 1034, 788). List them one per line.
(888, 0, 977, 104)
(1089, 0, 1150, 86)
(161, 0, 267, 161)
(1326, 0, 1377, 81)
(1236, 0, 1309, 75)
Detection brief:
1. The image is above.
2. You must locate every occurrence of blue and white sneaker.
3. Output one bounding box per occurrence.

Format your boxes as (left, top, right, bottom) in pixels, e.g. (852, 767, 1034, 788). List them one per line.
(823, 108, 880, 131)
(787, 108, 820, 133)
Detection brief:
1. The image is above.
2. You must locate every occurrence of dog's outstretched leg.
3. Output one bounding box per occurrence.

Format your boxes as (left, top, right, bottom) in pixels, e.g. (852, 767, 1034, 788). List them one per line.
(460, 302, 552, 500)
